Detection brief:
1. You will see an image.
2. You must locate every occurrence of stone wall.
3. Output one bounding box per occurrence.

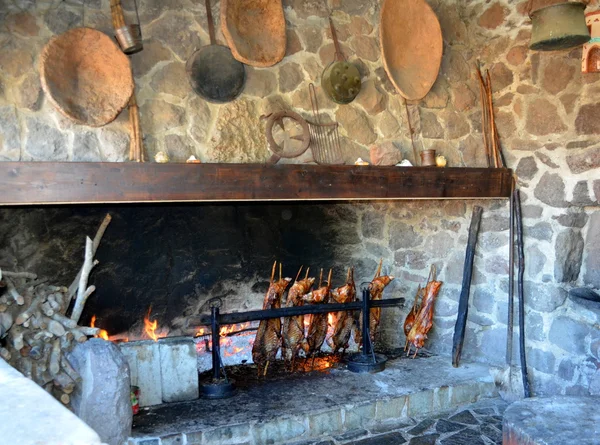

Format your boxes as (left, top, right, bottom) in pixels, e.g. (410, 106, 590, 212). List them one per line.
(0, 0, 598, 397)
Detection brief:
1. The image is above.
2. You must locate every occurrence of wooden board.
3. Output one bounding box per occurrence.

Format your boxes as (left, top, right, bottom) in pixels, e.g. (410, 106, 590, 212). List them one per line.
(0, 163, 512, 205)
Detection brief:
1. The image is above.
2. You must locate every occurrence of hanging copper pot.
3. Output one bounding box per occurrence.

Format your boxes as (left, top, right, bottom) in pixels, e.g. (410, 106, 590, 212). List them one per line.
(529, 1, 590, 51)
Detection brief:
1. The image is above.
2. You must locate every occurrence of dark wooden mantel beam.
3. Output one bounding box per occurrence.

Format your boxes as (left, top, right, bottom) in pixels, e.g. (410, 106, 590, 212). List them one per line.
(0, 162, 512, 205)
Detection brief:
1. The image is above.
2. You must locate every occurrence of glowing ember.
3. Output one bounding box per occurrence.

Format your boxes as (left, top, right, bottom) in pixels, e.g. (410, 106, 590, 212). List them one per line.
(144, 307, 159, 342)
(327, 313, 334, 326)
(90, 315, 110, 341)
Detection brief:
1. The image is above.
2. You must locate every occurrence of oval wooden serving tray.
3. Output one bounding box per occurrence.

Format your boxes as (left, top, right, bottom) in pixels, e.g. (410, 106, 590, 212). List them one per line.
(221, 0, 286, 67)
(40, 27, 134, 127)
(380, 0, 443, 101)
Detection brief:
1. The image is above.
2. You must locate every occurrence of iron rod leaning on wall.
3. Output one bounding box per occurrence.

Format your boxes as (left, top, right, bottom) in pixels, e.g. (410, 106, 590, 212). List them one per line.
(506, 178, 515, 365)
(452, 205, 483, 368)
(514, 189, 532, 398)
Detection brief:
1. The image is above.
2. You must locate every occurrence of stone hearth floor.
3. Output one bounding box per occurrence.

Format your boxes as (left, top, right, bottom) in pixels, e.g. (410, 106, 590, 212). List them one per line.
(128, 355, 500, 445)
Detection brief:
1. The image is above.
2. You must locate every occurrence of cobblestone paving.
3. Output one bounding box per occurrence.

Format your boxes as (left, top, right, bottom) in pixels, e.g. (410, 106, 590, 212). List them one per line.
(288, 398, 509, 445)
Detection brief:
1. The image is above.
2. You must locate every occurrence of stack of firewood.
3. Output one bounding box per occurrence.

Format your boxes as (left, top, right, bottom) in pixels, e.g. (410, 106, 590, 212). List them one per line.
(0, 214, 111, 406)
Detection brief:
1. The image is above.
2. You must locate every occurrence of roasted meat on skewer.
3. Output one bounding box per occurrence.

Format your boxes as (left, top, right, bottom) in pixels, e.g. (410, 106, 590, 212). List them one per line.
(327, 267, 356, 355)
(282, 267, 315, 371)
(303, 269, 332, 368)
(404, 285, 424, 351)
(355, 260, 394, 346)
(406, 266, 442, 357)
(252, 261, 291, 376)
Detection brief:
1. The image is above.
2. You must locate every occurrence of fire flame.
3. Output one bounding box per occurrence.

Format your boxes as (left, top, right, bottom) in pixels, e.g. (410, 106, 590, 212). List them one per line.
(144, 307, 159, 342)
(90, 315, 110, 341)
(327, 313, 334, 326)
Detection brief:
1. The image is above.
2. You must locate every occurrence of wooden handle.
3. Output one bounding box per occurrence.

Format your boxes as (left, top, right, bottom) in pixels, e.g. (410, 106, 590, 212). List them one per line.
(205, 0, 216, 45)
(329, 17, 344, 62)
(110, 0, 126, 29)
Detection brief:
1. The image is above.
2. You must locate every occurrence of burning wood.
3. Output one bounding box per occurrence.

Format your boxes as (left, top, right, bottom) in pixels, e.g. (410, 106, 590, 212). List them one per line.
(0, 214, 112, 407)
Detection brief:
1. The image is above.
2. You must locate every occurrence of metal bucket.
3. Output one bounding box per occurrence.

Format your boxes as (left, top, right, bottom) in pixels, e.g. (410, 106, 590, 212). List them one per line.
(530, 2, 590, 51)
(115, 24, 143, 54)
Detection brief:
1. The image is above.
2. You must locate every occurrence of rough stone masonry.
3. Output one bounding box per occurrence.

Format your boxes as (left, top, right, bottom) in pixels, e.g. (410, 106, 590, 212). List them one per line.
(0, 0, 598, 398)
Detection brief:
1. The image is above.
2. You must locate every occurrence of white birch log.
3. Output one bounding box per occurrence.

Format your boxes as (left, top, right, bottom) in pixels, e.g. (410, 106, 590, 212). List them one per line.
(49, 338, 61, 376)
(67, 213, 112, 300)
(51, 312, 77, 329)
(16, 292, 46, 324)
(4, 277, 25, 305)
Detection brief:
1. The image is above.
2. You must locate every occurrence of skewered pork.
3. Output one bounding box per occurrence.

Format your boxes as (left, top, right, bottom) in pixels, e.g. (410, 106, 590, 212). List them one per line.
(252, 261, 291, 376)
(406, 268, 442, 357)
(282, 267, 315, 371)
(355, 260, 394, 346)
(327, 268, 356, 355)
(303, 269, 332, 367)
(403, 285, 424, 350)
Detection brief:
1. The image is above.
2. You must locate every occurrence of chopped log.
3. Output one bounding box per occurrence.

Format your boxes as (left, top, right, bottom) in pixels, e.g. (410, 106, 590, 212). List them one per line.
(67, 214, 112, 300)
(0, 347, 11, 360)
(0, 312, 13, 337)
(70, 328, 87, 343)
(77, 326, 100, 336)
(19, 357, 32, 378)
(46, 319, 67, 337)
(0, 303, 8, 312)
(40, 302, 55, 317)
(16, 292, 46, 324)
(60, 356, 81, 384)
(49, 338, 61, 376)
(28, 344, 45, 360)
(33, 330, 53, 342)
(2, 271, 37, 280)
(4, 277, 25, 305)
(20, 345, 31, 357)
(60, 393, 70, 405)
(51, 312, 77, 329)
(60, 334, 72, 351)
(53, 372, 76, 394)
(11, 325, 25, 350)
(452, 206, 483, 367)
(47, 295, 62, 312)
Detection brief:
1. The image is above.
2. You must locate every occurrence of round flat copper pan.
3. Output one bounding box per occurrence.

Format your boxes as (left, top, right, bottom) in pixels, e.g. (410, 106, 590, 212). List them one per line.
(40, 27, 133, 127)
(221, 0, 286, 67)
(380, 0, 443, 101)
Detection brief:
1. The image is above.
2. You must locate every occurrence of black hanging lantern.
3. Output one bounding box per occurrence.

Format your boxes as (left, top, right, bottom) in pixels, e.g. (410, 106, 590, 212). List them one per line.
(110, 0, 143, 55)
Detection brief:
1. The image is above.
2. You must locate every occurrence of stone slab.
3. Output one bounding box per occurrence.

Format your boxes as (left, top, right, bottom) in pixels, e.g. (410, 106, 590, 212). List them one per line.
(68, 338, 132, 445)
(130, 356, 498, 442)
(503, 396, 600, 445)
(120, 340, 162, 407)
(158, 337, 199, 403)
(0, 358, 102, 445)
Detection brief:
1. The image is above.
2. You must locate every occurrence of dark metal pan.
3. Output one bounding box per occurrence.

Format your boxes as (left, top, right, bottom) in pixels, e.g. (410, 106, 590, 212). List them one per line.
(186, 0, 245, 103)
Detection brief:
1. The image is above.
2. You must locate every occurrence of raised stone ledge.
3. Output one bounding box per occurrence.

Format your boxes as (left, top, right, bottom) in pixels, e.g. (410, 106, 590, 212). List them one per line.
(503, 396, 600, 445)
(0, 358, 102, 445)
(128, 355, 498, 445)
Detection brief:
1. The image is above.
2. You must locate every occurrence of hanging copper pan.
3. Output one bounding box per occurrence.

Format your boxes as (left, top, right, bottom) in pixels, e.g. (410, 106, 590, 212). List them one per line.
(40, 27, 134, 127)
(380, 0, 443, 101)
(221, 0, 286, 67)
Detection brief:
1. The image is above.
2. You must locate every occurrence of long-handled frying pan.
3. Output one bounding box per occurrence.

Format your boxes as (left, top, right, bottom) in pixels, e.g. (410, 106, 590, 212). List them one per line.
(186, 0, 245, 103)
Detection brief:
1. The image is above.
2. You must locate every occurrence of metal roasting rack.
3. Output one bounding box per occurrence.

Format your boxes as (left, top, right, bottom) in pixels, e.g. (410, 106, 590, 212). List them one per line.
(191, 288, 404, 399)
